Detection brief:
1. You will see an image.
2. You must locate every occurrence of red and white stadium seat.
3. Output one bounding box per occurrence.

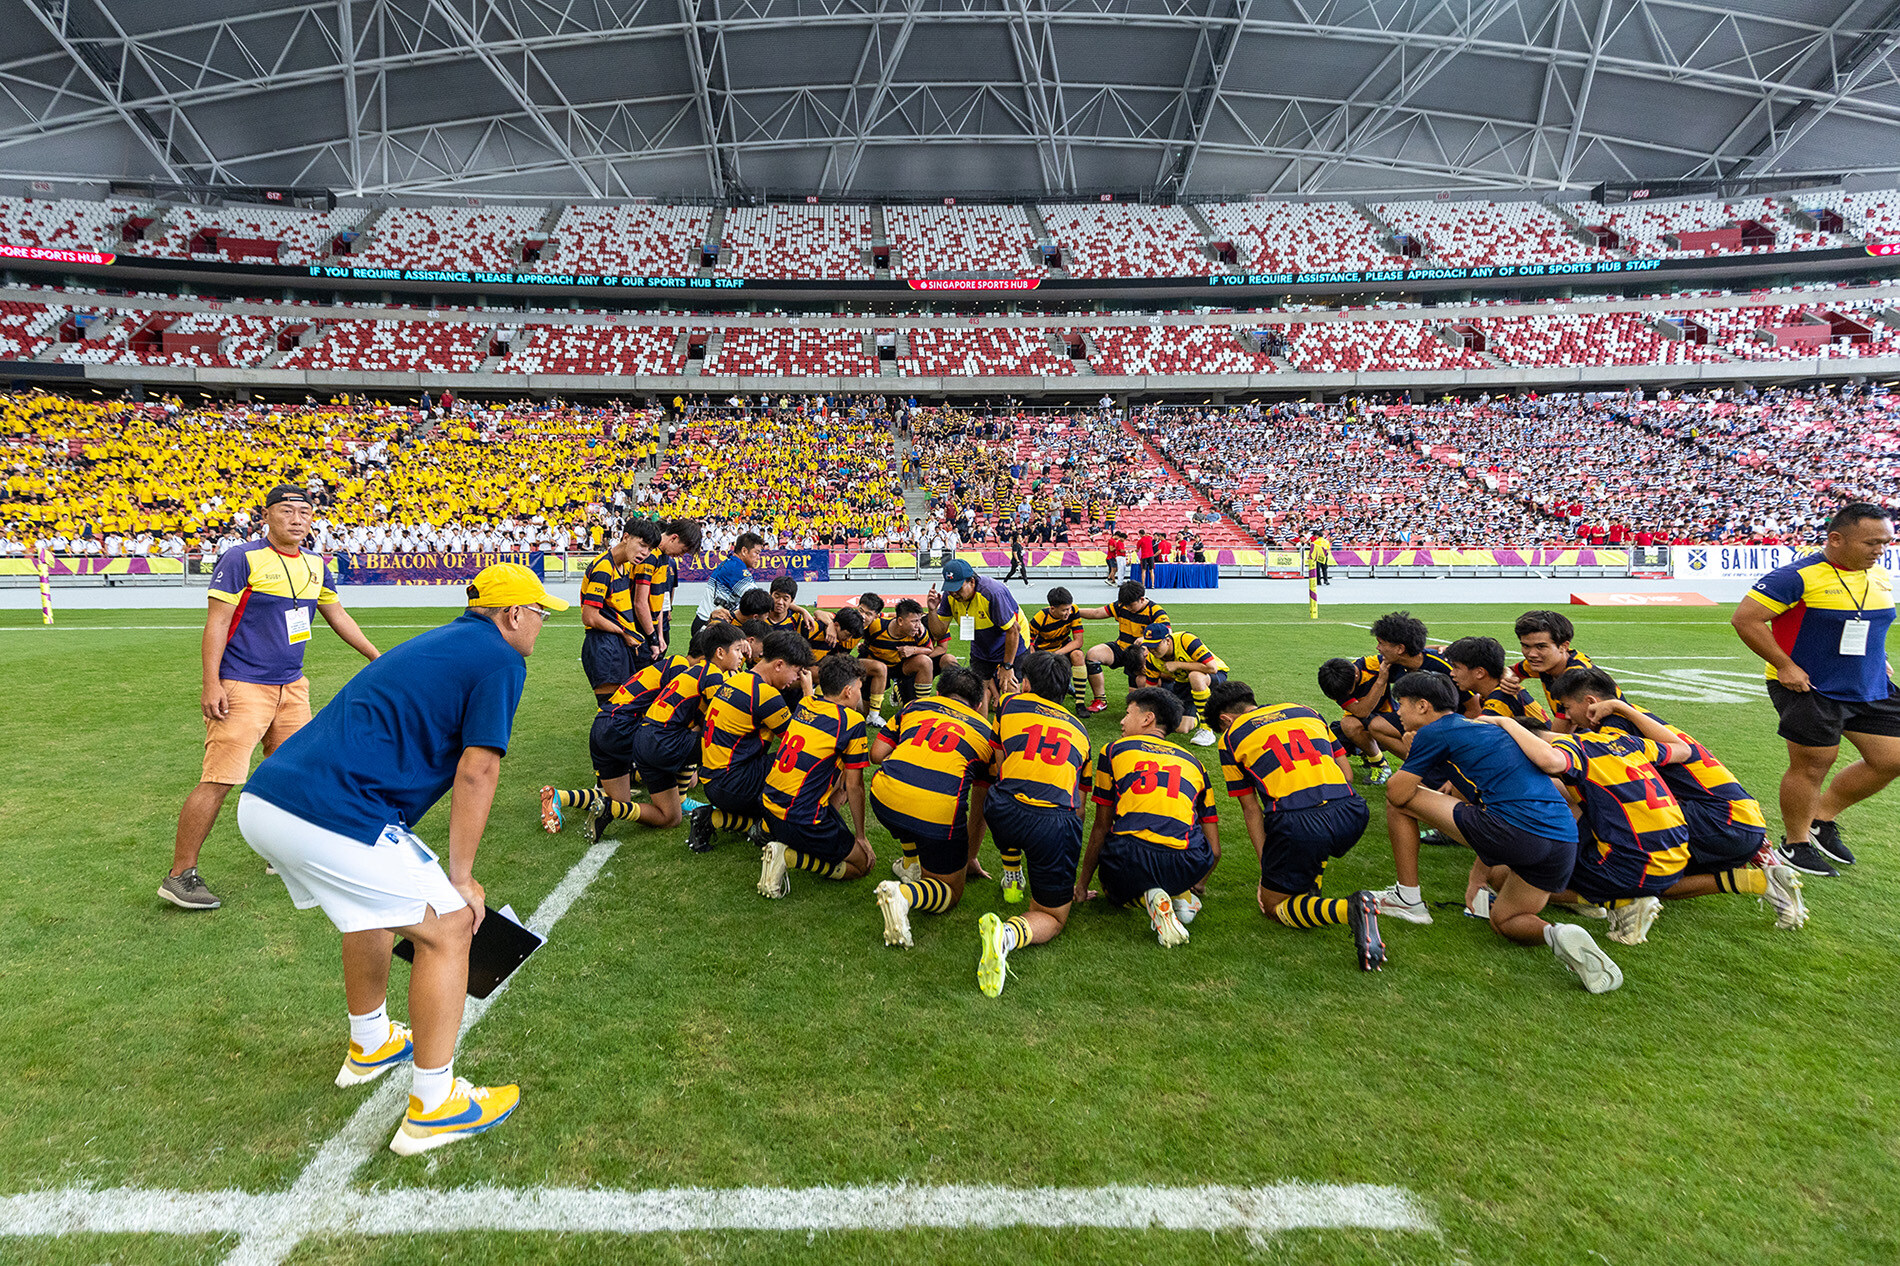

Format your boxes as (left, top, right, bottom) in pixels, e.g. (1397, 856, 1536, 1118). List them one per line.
(1037, 204, 1215, 278)
(497, 325, 687, 375)
(279, 320, 493, 372)
(1373, 200, 1612, 266)
(353, 206, 548, 271)
(705, 327, 878, 376)
(541, 205, 711, 275)
(883, 204, 1043, 276)
(714, 205, 874, 280)
(900, 327, 1075, 375)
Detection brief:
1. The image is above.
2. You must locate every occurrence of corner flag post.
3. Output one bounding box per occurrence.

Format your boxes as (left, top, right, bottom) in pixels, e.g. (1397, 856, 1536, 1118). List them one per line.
(38, 541, 53, 624)
(1308, 548, 1319, 620)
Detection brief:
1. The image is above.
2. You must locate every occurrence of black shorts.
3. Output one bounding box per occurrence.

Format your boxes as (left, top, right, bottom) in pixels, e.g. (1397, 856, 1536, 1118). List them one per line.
(1101, 641, 1141, 672)
(1567, 831, 1679, 903)
(705, 752, 768, 819)
(971, 649, 1028, 682)
(589, 710, 635, 781)
(1167, 669, 1227, 716)
(1258, 795, 1370, 895)
(1452, 802, 1577, 894)
(772, 808, 856, 866)
(1096, 833, 1215, 906)
(631, 723, 699, 793)
(985, 787, 1084, 908)
(1679, 799, 1766, 872)
(581, 629, 633, 691)
(1768, 681, 1900, 748)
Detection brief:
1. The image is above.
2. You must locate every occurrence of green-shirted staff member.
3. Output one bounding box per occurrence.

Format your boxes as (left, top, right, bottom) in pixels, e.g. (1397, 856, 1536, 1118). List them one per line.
(161, 484, 380, 912)
(1732, 503, 1899, 877)
(237, 563, 566, 1157)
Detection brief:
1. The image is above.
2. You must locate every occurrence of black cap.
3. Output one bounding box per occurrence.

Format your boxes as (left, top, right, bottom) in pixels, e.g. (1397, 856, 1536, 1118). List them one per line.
(265, 484, 313, 508)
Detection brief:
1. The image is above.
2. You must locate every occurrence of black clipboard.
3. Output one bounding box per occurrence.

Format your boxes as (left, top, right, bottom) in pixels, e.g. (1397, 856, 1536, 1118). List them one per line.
(394, 904, 545, 999)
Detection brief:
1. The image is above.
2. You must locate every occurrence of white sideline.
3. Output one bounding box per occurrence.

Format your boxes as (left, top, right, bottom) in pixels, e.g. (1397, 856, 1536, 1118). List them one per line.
(1, 1181, 1433, 1238)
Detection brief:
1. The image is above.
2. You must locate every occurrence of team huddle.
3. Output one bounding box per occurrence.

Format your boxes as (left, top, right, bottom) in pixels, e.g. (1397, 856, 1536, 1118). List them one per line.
(530, 522, 1811, 998)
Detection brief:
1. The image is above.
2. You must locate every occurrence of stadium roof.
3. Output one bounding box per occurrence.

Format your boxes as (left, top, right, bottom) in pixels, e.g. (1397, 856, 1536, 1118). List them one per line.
(3, 0, 1899, 201)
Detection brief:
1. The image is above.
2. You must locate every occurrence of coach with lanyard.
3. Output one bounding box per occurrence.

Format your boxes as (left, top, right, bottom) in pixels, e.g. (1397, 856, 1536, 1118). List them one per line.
(236, 563, 566, 1157)
(161, 484, 379, 912)
(928, 558, 1025, 710)
(1731, 503, 1898, 877)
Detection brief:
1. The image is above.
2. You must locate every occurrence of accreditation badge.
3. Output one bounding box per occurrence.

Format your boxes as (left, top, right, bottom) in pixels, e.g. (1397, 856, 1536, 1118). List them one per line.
(285, 605, 312, 644)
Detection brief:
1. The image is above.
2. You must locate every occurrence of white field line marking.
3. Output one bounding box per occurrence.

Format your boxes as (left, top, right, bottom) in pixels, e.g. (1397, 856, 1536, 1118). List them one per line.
(0, 1181, 1434, 1238)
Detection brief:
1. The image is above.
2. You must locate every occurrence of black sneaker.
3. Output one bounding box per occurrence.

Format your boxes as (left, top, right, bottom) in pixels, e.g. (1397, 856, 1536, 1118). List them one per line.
(588, 802, 613, 845)
(686, 805, 716, 853)
(1776, 837, 1839, 878)
(1419, 828, 1453, 847)
(1814, 819, 1855, 867)
(1347, 890, 1386, 972)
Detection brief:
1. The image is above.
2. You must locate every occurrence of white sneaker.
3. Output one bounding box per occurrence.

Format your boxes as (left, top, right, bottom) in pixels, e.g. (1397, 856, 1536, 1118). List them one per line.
(1174, 891, 1203, 925)
(757, 840, 789, 899)
(892, 856, 922, 884)
(1464, 886, 1494, 919)
(1189, 726, 1216, 747)
(1372, 884, 1433, 925)
(1549, 923, 1623, 994)
(875, 880, 913, 947)
(1605, 896, 1662, 946)
(1764, 864, 1808, 930)
(1142, 887, 1189, 947)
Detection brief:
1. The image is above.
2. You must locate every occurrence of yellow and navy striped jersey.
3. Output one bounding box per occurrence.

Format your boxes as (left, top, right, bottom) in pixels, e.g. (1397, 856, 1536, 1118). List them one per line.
(1513, 648, 1606, 712)
(768, 608, 820, 644)
(643, 660, 723, 732)
(1092, 735, 1217, 850)
(630, 554, 675, 619)
(1111, 598, 1169, 645)
(604, 653, 690, 718)
(869, 698, 995, 835)
(700, 670, 794, 775)
(1749, 553, 1896, 701)
(1217, 703, 1353, 812)
(1549, 729, 1691, 880)
(861, 615, 929, 665)
(1599, 710, 1767, 833)
(1349, 649, 1454, 713)
(1027, 606, 1082, 652)
(1480, 685, 1550, 726)
(990, 694, 1091, 812)
(579, 550, 636, 632)
(764, 699, 870, 825)
(1141, 630, 1229, 683)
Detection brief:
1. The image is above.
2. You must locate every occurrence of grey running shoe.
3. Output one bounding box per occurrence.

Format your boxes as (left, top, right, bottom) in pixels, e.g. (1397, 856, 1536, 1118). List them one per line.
(159, 868, 221, 910)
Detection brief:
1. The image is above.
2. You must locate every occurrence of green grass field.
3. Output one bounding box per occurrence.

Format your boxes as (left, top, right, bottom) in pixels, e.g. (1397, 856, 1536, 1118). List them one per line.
(2, 602, 1896, 1265)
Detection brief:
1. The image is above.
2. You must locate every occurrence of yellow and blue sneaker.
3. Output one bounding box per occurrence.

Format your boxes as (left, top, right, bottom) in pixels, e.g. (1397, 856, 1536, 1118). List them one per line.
(388, 1078, 520, 1156)
(538, 786, 563, 834)
(333, 1023, 414, 1088)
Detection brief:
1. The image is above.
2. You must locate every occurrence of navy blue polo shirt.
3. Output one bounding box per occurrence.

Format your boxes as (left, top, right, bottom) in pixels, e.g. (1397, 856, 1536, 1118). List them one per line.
(1400, 713, 1577, 842)
(246, 612, 527, 845)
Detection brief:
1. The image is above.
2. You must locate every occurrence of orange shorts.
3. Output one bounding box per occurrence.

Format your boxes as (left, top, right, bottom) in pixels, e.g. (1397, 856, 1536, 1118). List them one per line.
(202, 677, 311, 785)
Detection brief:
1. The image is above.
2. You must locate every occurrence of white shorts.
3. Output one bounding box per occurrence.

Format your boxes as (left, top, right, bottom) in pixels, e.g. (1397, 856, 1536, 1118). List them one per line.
(236, 793, 467, 934)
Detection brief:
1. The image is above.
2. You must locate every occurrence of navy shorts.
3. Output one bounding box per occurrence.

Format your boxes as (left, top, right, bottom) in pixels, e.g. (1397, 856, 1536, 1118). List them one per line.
(1167, 669, 1227, 718)
(1096, 833, 1215, 906)
(1258, 795, 1370, 895)
(589, 710, 635, 781)
(972, 650, 1028, 683)
(1452, 802, 1577, 894)
(1567, 832, 1680, 902)
(870, 792, 967, 876)
(631, 723, 699, 793)
(985, 787, 1084, 908)
(1680, 799, 1766, 872)
(772, 808, 856, 867)
(581, 629, 633, 691)
(705, 753, 768, 819)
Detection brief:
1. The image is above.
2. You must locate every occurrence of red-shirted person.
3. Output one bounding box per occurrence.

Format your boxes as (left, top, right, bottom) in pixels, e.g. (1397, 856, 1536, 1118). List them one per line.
(1137, 532, 1156, 587)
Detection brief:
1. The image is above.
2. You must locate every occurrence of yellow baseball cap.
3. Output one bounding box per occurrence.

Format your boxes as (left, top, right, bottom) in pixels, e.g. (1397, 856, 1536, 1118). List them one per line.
(466, 562, 569, 611)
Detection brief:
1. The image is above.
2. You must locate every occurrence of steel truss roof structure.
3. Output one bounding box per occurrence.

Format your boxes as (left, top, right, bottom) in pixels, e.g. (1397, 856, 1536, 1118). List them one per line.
(2, 0, 1898, 199)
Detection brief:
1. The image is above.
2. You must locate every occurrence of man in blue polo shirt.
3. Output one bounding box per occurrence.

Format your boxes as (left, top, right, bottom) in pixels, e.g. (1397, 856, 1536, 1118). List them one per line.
(1732, 503, 1898, 877)
(1381, 672, 1623, 995)
(926, 559, 1028, 711)
(237, 563, 566, 1157)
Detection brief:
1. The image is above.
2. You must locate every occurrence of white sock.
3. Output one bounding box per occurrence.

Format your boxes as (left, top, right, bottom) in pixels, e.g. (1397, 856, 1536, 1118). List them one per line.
(411, 1061, 455, 1113)
(998, 922, 1021, 953)
(348, 1002, 390, 1052)
(1397, 884, 1422, 904)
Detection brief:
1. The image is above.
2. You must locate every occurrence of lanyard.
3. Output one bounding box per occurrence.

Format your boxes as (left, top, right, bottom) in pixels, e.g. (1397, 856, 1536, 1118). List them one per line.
(1827, 564, 1870, 619)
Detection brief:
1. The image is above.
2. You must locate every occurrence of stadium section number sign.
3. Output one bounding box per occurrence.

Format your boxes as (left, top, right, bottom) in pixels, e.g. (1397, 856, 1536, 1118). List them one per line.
(1673, 543, 1900, 580)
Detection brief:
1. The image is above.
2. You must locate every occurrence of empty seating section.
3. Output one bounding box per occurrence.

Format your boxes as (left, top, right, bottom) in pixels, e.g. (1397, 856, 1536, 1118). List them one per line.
(1481, 311, 1730, 366)
(1197, 201, 1394, 273)
(1684, 302, 1900, 361)
(0, 300, 64, 358)
(883, 204, 1042, 276)
(0, 198, 147, 251)
(900, 327, 1074, 376)
(1558, 197, 1815, 256)
(56, 313, 279, 368)
(1085, 326, 1273, 375)
(715, 205, 872, 279)
(278, 320, 491, 372)
(354, 206, 548, 270)
(151, 206, 369, 264)
(543, 205, 710, 274)
(1374, 200, 1611, 265)
(1824, 191, 1900, 241)
(1038, 204, 1215, 277)
(1285, 320, 1490, 373)
(498, 325, 685, 376)
(707, 328, 877, 376)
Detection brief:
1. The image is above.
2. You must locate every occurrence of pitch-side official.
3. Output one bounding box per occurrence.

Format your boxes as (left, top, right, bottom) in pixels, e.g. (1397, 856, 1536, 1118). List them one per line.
(1732, 503, 1899, 876)
(161, 484, 379, 911)
(236, 563, 565, 1157)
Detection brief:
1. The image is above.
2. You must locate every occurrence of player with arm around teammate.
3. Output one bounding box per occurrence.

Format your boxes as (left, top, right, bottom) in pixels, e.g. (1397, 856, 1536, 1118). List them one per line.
(1075, 688, 1221, 949)
(1381, 672, 1624, 994)
(688, 630, 816, 853)
(758, 655, 878, 897)
(1205, 680, 1384, 971)
(1025, 587, 1096, 706)
(236, 564, 564, 1155)
(972, 652, 1093, 996)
